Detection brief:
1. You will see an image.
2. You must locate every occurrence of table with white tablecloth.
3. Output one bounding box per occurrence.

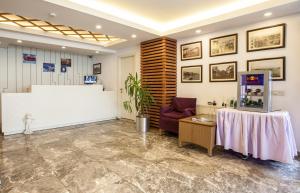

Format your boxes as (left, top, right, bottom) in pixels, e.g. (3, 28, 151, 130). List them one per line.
(216, 108, 298, 163)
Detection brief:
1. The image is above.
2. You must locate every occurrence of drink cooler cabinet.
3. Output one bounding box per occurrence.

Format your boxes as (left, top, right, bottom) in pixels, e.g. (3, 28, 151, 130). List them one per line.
(237, 71, 272, 113)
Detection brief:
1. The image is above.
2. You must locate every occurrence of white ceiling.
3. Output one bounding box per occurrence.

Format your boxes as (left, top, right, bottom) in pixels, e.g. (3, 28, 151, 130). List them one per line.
(96, 0, 238, 23)
(0, 0, 300, 52)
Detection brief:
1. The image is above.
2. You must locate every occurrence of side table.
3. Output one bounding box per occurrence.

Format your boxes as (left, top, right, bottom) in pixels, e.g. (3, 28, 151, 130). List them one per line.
(179, 114, 216, 156)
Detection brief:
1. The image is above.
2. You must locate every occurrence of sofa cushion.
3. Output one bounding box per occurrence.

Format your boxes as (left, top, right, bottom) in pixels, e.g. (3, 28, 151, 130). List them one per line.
(162, 111, 186, 119)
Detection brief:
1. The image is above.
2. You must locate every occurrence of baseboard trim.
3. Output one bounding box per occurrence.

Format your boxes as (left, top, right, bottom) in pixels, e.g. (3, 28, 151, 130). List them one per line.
(3, 117, 117, 136)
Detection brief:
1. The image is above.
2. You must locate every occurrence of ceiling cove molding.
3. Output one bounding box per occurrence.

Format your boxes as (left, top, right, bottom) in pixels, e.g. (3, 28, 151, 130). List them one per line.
(45, 0, 298, 36)
(0, 26, 116, 54)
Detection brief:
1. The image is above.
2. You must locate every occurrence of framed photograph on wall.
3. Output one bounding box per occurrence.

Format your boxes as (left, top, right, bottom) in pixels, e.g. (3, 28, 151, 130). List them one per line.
(181, 65, 203, 83)
(210, 34, 238, 57)
(247, 23, 286, 52)
(61, 58, 71, 67)
(180, 41, 202, 61)
(93, 63, 101, 74)
(209, 61, 237, 82)
(247, 57, 286, 81)
(23, 53, 36, 64)
(43, 63, 55, 72)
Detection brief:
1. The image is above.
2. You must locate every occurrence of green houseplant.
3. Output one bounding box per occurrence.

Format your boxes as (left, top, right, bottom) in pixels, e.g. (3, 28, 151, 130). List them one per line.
(123, 73, 154, 132)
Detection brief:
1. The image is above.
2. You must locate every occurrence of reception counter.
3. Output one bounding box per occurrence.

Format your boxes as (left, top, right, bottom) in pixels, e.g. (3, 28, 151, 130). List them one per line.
(1, 85, 117, 135)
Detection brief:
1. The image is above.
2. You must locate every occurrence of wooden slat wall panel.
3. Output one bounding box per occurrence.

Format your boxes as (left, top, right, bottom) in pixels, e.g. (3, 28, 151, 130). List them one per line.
(141, 37, 177, 128)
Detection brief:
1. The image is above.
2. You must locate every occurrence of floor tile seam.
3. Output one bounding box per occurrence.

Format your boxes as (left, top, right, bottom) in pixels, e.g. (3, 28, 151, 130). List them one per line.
(32, 141, 74, 193)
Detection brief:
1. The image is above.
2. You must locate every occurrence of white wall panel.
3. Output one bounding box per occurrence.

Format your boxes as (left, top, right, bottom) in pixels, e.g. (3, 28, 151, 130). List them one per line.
(0, 45, 93, 94)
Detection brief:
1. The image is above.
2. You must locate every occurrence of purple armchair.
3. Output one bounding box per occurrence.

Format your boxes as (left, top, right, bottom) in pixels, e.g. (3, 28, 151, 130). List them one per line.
(159, 97, 196, 134)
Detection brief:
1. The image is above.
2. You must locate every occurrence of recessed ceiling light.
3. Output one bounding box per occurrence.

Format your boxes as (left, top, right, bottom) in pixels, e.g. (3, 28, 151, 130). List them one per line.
(96, 25, 102, 29)
(62, 46, 66, 49)
(49, 12, 57, 17)
(17, 40, 22, 43)
(131, 34, 137, 38)
(264, 12, 272, 17)
(195, 29, 202, 34)
(95, 51, 100, 54)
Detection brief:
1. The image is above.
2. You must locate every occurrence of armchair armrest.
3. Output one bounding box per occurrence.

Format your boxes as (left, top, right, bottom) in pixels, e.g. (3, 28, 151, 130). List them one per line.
(160, 105, 174, 114)
(183, 108, 196, 117)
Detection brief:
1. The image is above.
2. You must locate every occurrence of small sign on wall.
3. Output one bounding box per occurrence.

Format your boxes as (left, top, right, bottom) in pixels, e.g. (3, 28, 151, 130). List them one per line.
(93, 63, 101, 74)
(23, 53, 36, 64)
(61, 65, 67, 73)
(61, 58, 71, 67)
(43, 63, 55, 72)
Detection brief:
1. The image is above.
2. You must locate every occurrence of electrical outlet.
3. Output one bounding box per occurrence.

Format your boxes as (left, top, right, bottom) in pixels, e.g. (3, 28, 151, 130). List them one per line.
(272, 90, 285, 96)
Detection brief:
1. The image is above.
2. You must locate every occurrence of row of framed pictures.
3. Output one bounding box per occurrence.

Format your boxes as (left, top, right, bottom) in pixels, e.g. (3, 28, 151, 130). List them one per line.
(23, 52, 102, 74)
(181, 23, 286, 60)
(181, 57, 286, 83)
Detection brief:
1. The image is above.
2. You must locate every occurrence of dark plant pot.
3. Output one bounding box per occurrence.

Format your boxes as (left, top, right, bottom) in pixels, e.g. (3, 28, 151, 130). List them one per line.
(136, 115, 150, 132)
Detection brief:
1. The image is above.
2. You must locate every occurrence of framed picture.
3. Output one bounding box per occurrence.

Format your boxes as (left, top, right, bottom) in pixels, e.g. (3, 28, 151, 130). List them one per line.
(181, 41, 202, 61)
(181, 65, 203, 83)
(93, 63, 101, 74)
(210, 34, 238, 57)
(61, 58, 71, 67)
(247, 57, 286, 81)
(247, 23, 286, 52)
(23, 53, 36, 64)
(209, 61, 237, 82)
(43, 63, 55, 72)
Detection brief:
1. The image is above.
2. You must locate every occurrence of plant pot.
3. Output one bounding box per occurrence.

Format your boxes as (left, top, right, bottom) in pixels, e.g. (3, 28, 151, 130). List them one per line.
(136, 115, 150, 132)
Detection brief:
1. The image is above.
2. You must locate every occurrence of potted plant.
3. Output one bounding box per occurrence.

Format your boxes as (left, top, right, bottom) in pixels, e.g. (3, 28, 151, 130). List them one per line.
(123, 73, 154, 132)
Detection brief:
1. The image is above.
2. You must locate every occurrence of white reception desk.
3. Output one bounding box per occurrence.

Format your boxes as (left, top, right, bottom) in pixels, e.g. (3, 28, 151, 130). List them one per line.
(1, 85, 117, 135)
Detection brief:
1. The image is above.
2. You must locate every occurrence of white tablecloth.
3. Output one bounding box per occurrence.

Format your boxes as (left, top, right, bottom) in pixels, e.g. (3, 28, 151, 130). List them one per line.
(216, 108, 298, 163)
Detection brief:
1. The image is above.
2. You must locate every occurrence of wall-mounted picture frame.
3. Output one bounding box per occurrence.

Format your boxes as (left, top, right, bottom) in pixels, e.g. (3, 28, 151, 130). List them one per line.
(247, 57, 286, 81)
(93, 63, 101, 74)
(181, 65, 203, 83)
(61, 58, 71, 67)
(247, 23, 286, 52)
(209, 61, 237, 82)
(180, 41, 202, 61)
(23, 53, 36, 64)
(43, 63, 55, 72)
(210, 34, 238, 57)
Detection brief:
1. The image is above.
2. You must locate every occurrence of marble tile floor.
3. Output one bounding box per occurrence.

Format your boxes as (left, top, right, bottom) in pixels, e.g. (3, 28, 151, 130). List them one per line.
(0, 119, 299, 193)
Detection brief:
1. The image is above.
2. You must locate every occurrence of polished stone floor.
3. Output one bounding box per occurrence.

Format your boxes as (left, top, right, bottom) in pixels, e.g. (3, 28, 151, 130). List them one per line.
(0, 119, 299, 193)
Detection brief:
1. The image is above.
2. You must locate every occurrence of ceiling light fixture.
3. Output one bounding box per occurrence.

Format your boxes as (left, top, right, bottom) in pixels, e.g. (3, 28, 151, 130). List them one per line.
(62, 46, 66, 49)
(96, 25, 102, 29)
(195, 29, 202, 34)
(17, 40, 22, 43)
(264, 12, 272, 17)
(49, 12, 57, 17)
(131, 34, 137, 38)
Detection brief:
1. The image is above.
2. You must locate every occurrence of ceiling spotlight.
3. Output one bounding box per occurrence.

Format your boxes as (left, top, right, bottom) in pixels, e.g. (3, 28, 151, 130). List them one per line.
(95, 51, 100, 54)
(195, 29, 202, 34)
(61, 46, 66, 49)
(131, 34, 137, 38)
(17, 40, 22, 43)
(264, 12, 272, 17)
(96, 25, 102, 29)
(49, 12, 57, 17)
